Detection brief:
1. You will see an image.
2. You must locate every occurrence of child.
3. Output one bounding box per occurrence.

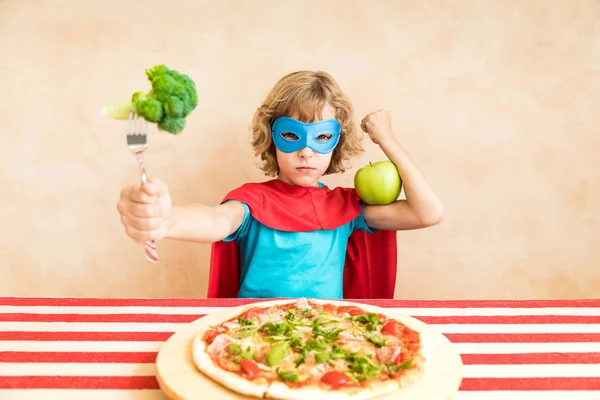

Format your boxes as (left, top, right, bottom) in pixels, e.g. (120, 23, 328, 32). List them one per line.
(116, 71, 443, 299)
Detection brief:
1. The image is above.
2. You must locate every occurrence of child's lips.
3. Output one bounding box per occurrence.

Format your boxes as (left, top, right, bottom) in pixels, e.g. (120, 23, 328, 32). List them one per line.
(296, 167, 315, 173)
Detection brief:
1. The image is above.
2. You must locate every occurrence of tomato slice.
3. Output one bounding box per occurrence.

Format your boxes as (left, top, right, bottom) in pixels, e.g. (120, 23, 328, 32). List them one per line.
(381, 321, 399, 336)
(321, 371, 351, 387)
(335, 306, 366, 317)
(393, 352, 403, 366)
(240, 360, 260, 379)
(242, 307, 260, 320)
(348, 309, 366, 316)
(203, 329, 220, 344)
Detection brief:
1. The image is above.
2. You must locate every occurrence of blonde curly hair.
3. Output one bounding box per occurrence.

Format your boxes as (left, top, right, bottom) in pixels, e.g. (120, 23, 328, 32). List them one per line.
(251, 71, 364, 176)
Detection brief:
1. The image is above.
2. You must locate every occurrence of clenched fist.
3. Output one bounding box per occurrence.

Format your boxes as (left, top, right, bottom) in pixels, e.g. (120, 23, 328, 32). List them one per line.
(116, 179, 172, 244)
(360, 109, 395, 145)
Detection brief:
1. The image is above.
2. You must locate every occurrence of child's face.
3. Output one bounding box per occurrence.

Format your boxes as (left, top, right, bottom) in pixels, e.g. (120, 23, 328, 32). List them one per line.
(276, 104, 336, 187)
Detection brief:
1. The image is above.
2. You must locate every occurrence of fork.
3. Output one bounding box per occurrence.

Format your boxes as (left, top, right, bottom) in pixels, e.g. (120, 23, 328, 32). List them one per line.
(127, 112, 159, 263)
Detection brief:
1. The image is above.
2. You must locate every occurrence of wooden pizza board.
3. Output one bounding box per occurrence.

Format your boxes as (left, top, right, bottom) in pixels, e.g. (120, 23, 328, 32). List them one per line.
(156, 299, 463, 400)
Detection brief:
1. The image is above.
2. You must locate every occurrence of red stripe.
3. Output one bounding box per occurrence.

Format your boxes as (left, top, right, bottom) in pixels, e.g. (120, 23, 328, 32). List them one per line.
(3, 313, 598, 324)
(0, 376, 159, 389)
(144, 244, 158, 263)
(0, 313, 205, 323)
(446, 333, 600, 343)
(417, 315, 600, 324)
(460, 377, 600, 390)
(1, 297, 598, 308)
(0, 332, 173, 341)
(350, 299, 600, 308)
(1, 376, 598, 391)
(0, 352, 158, 363)
(145, 252, 158, 263)
(462, 352, 600, 364)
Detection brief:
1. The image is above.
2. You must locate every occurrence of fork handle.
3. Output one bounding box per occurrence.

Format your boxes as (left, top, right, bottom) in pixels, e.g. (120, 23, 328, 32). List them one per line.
(137, 158, 158, 263)
(144, 240, 159, 263)
(137, 157, 148, 185)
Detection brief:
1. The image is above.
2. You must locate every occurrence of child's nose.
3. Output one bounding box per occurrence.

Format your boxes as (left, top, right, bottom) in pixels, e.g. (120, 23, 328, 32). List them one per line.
(297, 147, 314, 158)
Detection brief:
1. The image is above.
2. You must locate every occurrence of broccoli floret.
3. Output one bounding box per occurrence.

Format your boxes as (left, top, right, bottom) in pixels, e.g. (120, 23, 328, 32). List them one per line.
(146, 65, 169, 81)
(158, 117, 186, 134)
(102, 64, 198, 135)
(132, 92, 163, 122)
(163, 96, 184, 119)
(149, 75, 178, 102)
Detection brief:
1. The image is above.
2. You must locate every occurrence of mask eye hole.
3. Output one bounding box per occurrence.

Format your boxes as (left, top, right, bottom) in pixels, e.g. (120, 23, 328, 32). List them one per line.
(315, 133, 333, 143)
(281, 132, 299, 141)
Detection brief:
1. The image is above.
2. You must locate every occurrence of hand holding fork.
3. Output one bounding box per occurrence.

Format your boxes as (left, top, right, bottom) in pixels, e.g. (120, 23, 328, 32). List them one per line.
(124, 112, 162, 263)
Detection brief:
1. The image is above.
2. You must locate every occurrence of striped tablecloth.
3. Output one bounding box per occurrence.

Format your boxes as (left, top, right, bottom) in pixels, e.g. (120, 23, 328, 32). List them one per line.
(0, 297, 599, 399)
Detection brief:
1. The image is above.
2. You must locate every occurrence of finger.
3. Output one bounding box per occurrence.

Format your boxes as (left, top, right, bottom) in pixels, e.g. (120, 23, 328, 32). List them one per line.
(142, 179, 168, 196)
(120, 214, 130, 229)
(127, 202, 163, 218)
(117, 200, 134, 219)
(121, 215, 142, 242)
(361, 120, 368, 132)
(116, 200, 125, 215)
(119, 186, 133, 201)
(125, 225, 163, 244)
(127, 186, 159, 204)
(121, 214, 149, 232)
(126, 215, 163, 231)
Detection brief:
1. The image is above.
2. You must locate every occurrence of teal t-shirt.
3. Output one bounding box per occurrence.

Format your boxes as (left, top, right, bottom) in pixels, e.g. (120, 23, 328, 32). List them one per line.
(224, 191, 375, 299)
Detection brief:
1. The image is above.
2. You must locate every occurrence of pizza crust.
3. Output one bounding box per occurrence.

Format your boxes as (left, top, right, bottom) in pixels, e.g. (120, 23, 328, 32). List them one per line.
(395, 353, 427, 387)
(266, 381, 375, 400)
(192, 334, 270, 398)
(363, 379, 399, 399)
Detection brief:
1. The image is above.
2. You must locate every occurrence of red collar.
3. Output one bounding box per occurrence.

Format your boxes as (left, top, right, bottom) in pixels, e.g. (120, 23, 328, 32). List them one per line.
(221, 179, 363, 232)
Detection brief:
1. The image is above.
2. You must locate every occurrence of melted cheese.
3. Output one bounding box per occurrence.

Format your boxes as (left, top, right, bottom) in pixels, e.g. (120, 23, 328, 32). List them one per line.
(206, 334, 237, 357)
(257, 308, 288, 325)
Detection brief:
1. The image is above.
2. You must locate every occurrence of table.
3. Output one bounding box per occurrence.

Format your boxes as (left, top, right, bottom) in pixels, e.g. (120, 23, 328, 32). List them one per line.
(0, 297, 598, 399)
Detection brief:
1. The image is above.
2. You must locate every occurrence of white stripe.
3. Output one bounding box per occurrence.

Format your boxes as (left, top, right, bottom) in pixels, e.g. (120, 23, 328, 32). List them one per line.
(456, 342, 600, 354)
(0, 341, 164, 352)
(0, 306, 218, 315)
(402, 307, 600, 316)
(1, 390, 599, 400)
(0, 322, 182, 332)
(2, 340, 599, 354)
(464, 364, 600, 378)
(0, 390, 166, 400)
(455, 392, 600, 400)
(0, 305, 598, 316)
(3, 390, 598, 400)
(432, 324, 600, 334)
(0, 362, 156, 376)
(2, 321, 599, 334)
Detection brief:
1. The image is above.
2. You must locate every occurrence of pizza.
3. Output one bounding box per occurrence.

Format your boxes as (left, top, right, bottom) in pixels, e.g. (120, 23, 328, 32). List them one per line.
(192, 298, 426, 399)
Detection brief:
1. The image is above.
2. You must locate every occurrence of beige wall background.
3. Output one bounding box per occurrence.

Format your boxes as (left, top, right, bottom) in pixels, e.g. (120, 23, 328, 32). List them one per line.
(1, 0, 598, 299)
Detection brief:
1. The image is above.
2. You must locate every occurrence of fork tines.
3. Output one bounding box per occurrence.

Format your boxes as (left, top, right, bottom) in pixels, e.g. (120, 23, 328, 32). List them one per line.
(126, 112, 148, 147)
(126, 133, 147, 145)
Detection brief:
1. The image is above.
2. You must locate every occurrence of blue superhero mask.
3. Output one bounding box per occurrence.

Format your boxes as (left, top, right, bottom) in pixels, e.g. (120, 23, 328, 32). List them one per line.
(271, 116, 341, 154)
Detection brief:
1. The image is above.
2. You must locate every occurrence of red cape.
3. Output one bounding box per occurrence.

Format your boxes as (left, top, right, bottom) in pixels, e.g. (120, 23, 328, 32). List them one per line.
(206, 179, 397, 299)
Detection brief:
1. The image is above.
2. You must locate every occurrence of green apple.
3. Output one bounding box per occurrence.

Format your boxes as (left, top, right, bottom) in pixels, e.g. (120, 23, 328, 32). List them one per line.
(354, 160, 402, 205)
